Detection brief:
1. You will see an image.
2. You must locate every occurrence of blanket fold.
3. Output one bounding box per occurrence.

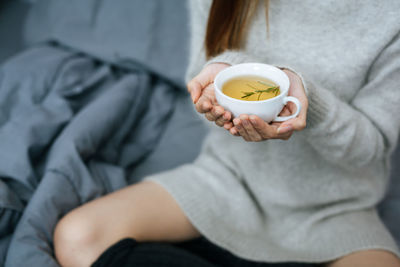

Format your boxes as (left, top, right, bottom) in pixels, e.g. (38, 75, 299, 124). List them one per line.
(0, 43, 176, 266)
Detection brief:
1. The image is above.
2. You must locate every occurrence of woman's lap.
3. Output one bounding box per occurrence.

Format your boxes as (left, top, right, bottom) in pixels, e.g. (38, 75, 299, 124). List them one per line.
(54, 178, 400, 267)
(93, 237, 400, 267)
(93, 237, 319, 267)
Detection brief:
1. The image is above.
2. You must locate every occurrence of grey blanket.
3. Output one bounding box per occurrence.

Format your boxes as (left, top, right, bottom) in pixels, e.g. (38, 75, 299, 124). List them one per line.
(0, 43, 177, 266)
(0, 1, 197, 265)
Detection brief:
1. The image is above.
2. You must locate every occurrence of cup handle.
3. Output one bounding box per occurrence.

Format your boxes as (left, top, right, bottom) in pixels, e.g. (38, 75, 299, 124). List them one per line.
(274, 96, 301, 122)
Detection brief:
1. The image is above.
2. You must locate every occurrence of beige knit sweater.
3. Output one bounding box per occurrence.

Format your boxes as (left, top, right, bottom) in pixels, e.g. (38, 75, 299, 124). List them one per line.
(147, 0, 400, 262)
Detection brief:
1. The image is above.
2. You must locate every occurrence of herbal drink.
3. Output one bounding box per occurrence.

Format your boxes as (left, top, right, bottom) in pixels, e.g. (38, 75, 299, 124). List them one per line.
(222, 76, 280, 101)
(214, 63, 301, 122)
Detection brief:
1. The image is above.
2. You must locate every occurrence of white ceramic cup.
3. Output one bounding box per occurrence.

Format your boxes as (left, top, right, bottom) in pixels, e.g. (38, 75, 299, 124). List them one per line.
(214, 63, 301, 122)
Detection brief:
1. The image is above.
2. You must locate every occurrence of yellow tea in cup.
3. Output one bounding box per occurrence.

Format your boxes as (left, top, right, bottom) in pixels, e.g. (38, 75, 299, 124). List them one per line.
(214, 63, 301, 122)
(222, 76, 280, 101)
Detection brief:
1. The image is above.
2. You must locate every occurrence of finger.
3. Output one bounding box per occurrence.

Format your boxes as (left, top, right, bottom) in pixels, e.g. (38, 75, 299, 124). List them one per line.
(205, 106, 224, 123)
(195, 98, 213, 114)
(275, 103, 307, 133)
(279, 131, 293, 141)
(278, 106, 292, 117)
(271, 121, 290, 135)
(248, 115, 277, 139)
(215, 116, 226, 127)
(292, 107, 307, 131)
(276, 123, 294, 134)
(240, 115, 262, 142)
(205, 111, 217, 121)
(187, 80, 202, 104)
(277, 117, 303, 133)
(230, 127, 240, 136)
(288, 104, 307, 131)
(212, 106, 224, 119)
(187, 69, 215, 103)
(233, 118, 250, 141)
(289, 93, 308, 131)
(298, 94, 308, 120)
(224, 122, 233, 130)
(222, 111, 232, 122)
(278, 68, 308, 131)
(215, 109, 232, 127)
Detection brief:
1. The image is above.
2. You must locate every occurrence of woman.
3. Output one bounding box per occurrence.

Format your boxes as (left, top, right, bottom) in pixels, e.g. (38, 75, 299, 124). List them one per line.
(53, 0, 400, 266)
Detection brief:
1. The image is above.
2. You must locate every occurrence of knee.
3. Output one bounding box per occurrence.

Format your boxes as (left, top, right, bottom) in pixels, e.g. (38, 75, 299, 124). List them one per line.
(325, 250, 400, 267)
(53, 211, 99, 267)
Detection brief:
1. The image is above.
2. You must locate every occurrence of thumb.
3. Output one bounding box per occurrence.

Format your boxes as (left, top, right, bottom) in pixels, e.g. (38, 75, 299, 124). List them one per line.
(187, 63, 230, 104)
(187, 68, 214, 104)
(187, 80, 203, 104)
(249, 115, 272, 136)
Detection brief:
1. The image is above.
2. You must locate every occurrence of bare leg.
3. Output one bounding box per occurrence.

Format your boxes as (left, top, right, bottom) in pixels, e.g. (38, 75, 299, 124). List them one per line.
(325, 250, 400, 267)
(54, 181, 200, 267)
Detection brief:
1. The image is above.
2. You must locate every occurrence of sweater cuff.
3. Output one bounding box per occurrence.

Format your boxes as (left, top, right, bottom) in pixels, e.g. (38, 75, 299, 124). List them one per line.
(206, 50, 258, 66)
(301, 79, 332, 130)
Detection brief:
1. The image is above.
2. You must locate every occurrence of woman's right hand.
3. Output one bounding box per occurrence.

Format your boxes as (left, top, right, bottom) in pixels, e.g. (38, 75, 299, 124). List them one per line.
(187, 63, 234, 129)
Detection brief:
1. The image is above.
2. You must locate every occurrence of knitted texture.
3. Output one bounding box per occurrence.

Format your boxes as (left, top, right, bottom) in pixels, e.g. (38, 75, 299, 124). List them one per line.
(146, 0, 400, 263)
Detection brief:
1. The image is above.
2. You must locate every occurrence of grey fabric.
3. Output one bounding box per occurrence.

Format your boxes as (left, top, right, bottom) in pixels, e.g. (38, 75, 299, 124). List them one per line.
(0, 0, 31, 64)
(1, 0, 399, 265)
(23, 0, 189, 88)
(155, 0, 400, 262)
(0, 1, 208, 265)
(128, 94, 208, 181)
(0, 44, 178, 266)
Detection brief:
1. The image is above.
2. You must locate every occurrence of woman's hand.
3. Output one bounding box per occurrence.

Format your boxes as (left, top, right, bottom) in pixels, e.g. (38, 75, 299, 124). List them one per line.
(230, 69, 308, 142)
(187, 63, 234, 129)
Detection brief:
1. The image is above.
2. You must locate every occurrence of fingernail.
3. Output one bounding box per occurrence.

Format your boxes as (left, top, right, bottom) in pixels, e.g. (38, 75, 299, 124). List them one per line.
(277, 125, 293, 134)
(233, 118, 240, 125)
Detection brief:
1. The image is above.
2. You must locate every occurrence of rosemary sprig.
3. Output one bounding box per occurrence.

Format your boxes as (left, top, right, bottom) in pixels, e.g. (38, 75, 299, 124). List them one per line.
(241, 82, 280, 100)
(241, 91, 256, 99)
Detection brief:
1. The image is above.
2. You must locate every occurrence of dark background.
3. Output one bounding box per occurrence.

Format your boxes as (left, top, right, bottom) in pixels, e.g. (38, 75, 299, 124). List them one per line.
(0, 0, 30, 63)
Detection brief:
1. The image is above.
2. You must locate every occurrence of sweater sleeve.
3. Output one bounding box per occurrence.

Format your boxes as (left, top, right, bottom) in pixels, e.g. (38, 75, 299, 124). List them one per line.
(298, 31, 400, 169)
(206, 50, 259, 66)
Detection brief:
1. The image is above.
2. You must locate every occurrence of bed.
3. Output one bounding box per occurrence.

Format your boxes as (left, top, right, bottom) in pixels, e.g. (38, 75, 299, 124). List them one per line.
(0, 1, 399, 266)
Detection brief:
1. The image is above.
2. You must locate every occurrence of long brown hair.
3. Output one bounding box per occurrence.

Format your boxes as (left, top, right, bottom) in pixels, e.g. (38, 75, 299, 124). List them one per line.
(205, 0, 269, 59)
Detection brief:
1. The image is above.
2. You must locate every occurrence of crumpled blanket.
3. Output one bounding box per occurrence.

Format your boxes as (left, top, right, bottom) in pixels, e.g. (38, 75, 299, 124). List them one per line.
(24, 0, 189, 88)
(0, 43, 177, 266)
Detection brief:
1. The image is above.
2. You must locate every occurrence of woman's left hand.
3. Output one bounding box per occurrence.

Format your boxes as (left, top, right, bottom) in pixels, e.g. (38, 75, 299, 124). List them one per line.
(229, 69, 308, 142)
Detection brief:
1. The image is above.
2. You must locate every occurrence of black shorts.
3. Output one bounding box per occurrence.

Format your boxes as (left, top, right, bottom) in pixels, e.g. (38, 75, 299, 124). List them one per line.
(92, 237, 320, 267)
